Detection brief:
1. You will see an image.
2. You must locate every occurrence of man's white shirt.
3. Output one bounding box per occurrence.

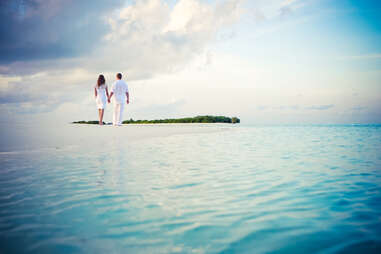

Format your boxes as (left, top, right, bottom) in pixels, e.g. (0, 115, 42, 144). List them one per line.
(111, 80, 129, 104)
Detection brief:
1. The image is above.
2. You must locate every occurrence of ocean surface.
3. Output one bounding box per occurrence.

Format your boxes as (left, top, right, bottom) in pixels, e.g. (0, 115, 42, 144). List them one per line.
(0, 123, 381, 253)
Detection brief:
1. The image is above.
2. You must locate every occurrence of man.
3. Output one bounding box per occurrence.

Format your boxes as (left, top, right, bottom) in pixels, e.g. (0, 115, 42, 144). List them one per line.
(109, 73, 129, 126)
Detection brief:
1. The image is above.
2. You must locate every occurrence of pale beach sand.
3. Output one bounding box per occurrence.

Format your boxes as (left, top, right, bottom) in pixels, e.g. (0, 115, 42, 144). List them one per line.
(0, 123, 236, 153)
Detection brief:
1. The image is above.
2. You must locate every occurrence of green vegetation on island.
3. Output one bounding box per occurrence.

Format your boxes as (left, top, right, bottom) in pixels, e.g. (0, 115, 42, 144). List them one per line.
(72, 116, 240, 125)
(123, 116, 240, 124)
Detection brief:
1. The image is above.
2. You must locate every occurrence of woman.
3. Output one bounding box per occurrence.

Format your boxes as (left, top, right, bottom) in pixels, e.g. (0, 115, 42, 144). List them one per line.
(94, 74, 109, 125)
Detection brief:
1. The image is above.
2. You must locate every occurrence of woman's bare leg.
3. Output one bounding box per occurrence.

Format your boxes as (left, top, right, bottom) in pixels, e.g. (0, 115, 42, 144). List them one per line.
(99, 109, 104, 125)
(98, 109, 103, 125)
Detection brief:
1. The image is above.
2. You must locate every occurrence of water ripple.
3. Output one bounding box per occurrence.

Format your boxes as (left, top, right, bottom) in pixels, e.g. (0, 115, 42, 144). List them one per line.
(0, 125, 381, 253)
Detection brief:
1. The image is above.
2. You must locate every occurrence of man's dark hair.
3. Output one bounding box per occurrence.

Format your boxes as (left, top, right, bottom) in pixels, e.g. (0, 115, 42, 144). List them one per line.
(117, 73, 122, 79)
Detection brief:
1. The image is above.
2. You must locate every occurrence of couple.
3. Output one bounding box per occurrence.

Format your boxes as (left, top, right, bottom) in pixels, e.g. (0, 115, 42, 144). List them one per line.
(94, 73, 129, 126)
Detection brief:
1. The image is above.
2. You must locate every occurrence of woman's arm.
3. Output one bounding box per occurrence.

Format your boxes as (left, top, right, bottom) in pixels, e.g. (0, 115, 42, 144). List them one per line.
(106, 86, 110, 101)
(109, 92, 114, 103)
(94, 87, 97, 97)
(108, 84, 114, 103)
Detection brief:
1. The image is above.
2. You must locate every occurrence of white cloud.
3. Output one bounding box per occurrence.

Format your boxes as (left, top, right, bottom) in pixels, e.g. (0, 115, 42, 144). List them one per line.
(341, 54, 381, 60)
(95, 0, 243, 80)
(0, 0, 244, 117)
(0, 68, 94, 115)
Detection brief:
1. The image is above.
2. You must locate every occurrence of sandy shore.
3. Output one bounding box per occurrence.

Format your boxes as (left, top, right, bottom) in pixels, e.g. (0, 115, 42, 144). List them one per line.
(0, 123, 237, 153)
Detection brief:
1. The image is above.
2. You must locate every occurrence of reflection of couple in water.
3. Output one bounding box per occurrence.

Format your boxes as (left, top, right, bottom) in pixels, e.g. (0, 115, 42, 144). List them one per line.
(94, 73, 129, 126)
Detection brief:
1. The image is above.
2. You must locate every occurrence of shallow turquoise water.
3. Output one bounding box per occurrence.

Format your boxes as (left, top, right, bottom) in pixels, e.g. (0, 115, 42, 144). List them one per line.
(1, 124, 381, 253)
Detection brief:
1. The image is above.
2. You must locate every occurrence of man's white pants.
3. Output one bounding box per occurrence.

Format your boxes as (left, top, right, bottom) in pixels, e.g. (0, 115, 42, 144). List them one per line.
(113, 103, 125, 125)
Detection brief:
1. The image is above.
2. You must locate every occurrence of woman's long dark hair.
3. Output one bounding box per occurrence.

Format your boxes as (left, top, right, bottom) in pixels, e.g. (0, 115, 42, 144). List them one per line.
(97, 74, 105, 87)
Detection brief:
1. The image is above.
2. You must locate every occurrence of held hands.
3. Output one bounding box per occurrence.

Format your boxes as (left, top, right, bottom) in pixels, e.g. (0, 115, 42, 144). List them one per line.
(107, 97, 111, 103)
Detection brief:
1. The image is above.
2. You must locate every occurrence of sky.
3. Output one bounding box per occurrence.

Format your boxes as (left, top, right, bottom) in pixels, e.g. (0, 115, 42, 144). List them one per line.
(0, 0, 380, 124)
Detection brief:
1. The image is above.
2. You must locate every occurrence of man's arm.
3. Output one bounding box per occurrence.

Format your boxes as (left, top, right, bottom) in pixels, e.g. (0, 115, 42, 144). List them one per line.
(126, 92, 129, 104)
(94, 87, 97, 97)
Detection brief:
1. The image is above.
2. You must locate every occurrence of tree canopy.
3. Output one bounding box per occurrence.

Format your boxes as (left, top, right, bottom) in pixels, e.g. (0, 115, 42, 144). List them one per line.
(72, 116, 240, 125)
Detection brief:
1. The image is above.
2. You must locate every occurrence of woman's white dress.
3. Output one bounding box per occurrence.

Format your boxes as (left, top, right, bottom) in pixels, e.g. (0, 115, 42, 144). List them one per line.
(95, 84, 107, 109)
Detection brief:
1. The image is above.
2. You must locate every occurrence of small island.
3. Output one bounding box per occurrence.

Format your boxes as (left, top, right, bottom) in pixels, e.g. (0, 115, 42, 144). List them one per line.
(73, 115, 240, 125)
